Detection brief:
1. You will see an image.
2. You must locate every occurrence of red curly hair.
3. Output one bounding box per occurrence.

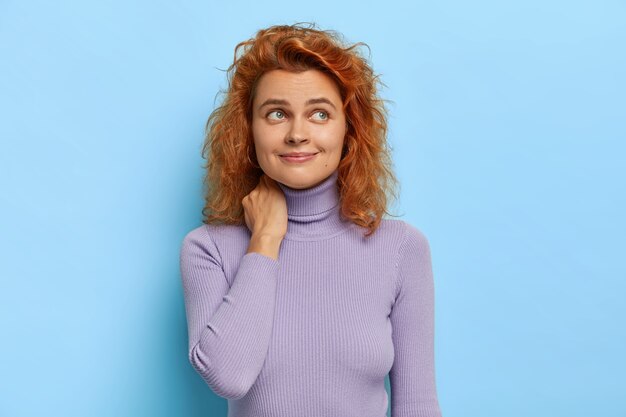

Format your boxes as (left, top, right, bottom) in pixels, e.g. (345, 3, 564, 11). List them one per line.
(201, 22, 400, 237)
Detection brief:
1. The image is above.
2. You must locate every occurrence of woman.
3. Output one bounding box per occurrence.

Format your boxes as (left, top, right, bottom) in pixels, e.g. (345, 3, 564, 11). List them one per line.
(180, 22, 443, 417)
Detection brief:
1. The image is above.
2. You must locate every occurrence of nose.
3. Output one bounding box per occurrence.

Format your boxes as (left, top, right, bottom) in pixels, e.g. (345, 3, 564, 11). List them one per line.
(286, 135, 308, 144)
(285, 116, 309, 144)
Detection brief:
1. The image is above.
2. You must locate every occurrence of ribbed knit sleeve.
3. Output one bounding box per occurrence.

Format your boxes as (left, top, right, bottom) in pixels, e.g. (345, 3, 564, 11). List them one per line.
(179, 225, 280, 400)
(389, 223, 442, 417)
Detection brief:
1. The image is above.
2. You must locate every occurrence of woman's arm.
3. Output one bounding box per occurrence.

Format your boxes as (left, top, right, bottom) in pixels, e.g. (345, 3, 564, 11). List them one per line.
(180, 225, 280, 400)
(389, 222, 443, 417)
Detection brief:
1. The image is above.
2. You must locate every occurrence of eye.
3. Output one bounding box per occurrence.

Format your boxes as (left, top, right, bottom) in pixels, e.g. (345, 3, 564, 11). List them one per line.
(311, 110, 329, 121)
(266, 110, 286, 120)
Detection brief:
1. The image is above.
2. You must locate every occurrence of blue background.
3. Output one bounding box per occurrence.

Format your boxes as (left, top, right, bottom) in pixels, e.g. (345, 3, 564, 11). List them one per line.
(1, 1, 624, 416)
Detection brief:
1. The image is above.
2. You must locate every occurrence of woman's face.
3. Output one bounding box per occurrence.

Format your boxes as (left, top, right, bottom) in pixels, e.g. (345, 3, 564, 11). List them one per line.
(251, 69, 346, 189)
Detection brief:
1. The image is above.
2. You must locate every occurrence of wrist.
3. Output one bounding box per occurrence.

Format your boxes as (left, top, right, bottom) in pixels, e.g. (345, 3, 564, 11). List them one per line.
(247, 233, 283, 260)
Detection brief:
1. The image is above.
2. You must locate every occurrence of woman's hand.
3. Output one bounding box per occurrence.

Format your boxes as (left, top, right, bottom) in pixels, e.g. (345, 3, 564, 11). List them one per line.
(242, 174, 288, 259)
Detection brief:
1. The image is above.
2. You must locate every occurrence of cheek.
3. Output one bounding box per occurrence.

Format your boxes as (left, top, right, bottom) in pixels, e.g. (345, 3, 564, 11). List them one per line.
(252, 122, 289, 150)
(318, 123, 346, 149)
(251, 122, 269, 148)
(251, 125, 279, 160)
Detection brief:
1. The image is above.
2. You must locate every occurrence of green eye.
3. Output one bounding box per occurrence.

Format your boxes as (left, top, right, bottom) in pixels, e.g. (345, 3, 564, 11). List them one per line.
(313, 111, 328, 120)
(267, 110, 285, 119)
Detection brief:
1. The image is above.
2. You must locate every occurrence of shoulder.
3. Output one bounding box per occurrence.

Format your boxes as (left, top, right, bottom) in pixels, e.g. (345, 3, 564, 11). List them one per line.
(378, 219, 430, 267)
(180, 224, 225, 272)
(181, 224, 213, 249)
(388, 220, 435, 299)
(181, 223, 247, 247)
(379, 219, 431, 259)
(180, 223, 250, 265)
(180, 224, 218, 261)
(179, 224, 228, 260)
(401, 220, 431, 253)
(181, 224, 208, 243)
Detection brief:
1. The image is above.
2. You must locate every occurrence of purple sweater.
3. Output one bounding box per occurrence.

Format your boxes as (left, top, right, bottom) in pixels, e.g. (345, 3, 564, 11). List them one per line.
(179, 169, 442, 417)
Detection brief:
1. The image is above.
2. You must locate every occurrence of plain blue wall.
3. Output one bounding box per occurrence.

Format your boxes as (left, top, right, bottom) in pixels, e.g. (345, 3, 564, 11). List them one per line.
(1, 1, 624, 416)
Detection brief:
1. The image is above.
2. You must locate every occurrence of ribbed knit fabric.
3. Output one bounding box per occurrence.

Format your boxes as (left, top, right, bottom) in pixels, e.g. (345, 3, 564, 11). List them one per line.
(179, 169, 442, 417)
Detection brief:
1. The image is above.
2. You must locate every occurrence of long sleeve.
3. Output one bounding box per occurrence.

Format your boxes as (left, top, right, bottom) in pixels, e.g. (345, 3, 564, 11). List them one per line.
(179, 225, 280, 400)
(389, 223, 442, 417)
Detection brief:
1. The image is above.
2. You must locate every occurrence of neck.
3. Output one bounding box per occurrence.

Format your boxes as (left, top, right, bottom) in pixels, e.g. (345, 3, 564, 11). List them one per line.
(276, 170, 353, 241)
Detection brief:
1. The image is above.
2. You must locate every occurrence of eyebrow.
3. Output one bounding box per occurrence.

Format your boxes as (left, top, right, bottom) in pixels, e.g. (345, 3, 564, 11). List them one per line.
(258, 97, 337, 111)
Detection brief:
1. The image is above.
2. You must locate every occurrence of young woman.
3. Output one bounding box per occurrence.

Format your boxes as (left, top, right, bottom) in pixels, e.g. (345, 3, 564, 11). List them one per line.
(180, 22, 443, 417)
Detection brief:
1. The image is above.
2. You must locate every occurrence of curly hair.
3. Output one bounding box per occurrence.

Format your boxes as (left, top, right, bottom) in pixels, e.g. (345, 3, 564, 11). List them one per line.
(200, 22, 400, 237)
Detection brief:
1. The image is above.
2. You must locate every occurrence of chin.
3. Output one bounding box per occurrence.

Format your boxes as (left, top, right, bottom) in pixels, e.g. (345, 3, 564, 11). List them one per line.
(284, 182, 310, 190)
(263, 164, 336, 190)
(277, 178, 310, 189)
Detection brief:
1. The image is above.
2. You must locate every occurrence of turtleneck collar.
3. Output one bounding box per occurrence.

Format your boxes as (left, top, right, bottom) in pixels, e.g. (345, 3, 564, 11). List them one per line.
(276, 169, 354, 241)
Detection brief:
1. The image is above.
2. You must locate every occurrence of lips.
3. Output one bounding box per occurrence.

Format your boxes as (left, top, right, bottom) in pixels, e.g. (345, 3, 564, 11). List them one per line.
(279, 152, 318, 157)
(279, 152, 319, 163)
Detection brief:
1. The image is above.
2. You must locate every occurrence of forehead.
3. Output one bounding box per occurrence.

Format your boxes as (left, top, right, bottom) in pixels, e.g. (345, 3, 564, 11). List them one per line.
(253, 69, 342, 103)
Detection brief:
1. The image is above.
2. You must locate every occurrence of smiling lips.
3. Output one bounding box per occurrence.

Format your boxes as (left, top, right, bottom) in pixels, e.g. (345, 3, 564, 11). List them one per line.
(279, 152, 319, 163)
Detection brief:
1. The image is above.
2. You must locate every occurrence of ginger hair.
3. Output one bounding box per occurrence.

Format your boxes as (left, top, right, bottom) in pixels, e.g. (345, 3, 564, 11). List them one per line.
(200, 22, 399, 237)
